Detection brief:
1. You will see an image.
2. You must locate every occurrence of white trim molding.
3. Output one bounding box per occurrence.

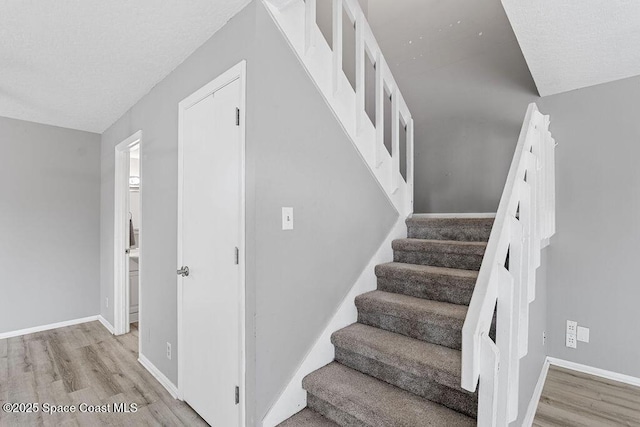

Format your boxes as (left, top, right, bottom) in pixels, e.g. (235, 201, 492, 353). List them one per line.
(262, 217, 407, 426)
(138, 354, 179, 399)
(114, 130, 143, 337)
(0, 315, 101, 340)
(522, 358, 550, 427)
(98, 315, 116, 335)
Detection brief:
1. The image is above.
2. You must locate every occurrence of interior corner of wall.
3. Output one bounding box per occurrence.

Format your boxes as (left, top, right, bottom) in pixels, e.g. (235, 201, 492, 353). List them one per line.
(260, 216, 406, 426)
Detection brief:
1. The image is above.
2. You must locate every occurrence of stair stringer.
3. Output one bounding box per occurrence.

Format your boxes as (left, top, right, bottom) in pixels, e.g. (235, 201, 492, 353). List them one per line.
(262, 216, 407, 427)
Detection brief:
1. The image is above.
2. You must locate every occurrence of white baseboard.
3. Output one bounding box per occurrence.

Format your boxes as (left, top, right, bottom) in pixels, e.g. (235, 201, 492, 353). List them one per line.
(547, 357, 640, 387)
(98, 315, 116, 334)
(410, 213, 496, 219)
(261, 217, 407, 427)
(522, 358, 550, 427)
(138, 353, 179, 399)
(130, 305, 139, 323)
(0, 315, 101, 340)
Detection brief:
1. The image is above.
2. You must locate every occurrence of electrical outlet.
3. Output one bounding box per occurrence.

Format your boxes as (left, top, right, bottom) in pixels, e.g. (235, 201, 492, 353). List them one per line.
(282, 207, 294, 230)
(566, 320, 577, 335)
(566, 333, 577, 349)
(167, 342, 172, 360)
(577, 326, 590, 343)
(106, 297, 109, 308)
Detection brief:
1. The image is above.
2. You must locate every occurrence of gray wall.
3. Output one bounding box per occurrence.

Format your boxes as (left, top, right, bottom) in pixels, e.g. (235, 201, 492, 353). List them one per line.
(100, 2, 397, 425)
(537, 76, 640, 378)
(0, 116, 101, 334)
(366, 0, 538, 214)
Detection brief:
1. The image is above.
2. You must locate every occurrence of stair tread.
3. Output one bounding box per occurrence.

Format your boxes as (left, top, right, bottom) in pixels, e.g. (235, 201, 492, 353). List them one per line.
(279, 408, 339, 427)
(303, 362, 475, 427)
(393, 238, 487, 254)
(356, 290, 467, 323)
(331, 323, 467, 391)
(406, 216, 495, 225)
(375, 262, 479, 280)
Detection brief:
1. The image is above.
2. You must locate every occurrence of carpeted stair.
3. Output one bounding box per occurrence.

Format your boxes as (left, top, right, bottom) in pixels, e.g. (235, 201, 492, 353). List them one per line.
(279, 216, 493, 426)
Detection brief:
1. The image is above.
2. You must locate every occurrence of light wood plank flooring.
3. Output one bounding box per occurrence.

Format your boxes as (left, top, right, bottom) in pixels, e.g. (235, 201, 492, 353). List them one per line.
(534, 365, 640, 426)
(0, 321, 208, 426)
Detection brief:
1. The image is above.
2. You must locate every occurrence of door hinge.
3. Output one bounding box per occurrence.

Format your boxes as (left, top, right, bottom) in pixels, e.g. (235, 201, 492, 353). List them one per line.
(236, 107, 240, 126)
(235, 386, 240, 405)
(235, 247, 239, 265)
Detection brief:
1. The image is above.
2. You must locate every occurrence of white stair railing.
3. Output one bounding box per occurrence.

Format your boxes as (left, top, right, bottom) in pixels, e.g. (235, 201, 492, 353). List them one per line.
(461, 103, 556, 426)
(263, 0, 414, 217)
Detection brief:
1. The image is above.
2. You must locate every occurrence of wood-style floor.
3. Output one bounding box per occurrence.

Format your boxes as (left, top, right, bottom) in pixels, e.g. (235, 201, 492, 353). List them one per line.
(534, 365, 640, 426)
(0, 321, 208, 426)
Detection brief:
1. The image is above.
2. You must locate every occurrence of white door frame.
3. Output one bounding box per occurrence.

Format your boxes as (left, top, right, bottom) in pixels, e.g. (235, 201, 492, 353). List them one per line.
(177, 60, 247, 425)
(114, 130, 142, 337)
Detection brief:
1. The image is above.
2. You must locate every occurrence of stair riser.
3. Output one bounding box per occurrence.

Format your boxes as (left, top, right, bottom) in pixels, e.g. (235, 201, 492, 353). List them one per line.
(306, 394, 368, 427)
(357, 311, 463, 350)
(335, 348, 477, 418)
(394, 250, 483, 271)
(407, 225, 491, 242)
(377, 276, 474, 306)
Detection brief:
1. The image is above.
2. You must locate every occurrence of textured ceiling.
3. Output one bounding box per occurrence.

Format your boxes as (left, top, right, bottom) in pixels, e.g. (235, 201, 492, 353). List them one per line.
(502, 0, 640, 96)
(0, 0, 250, 133)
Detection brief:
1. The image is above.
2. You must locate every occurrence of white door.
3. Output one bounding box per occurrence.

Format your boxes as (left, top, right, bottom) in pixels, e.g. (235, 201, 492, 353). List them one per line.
(180, 77, 242, 427)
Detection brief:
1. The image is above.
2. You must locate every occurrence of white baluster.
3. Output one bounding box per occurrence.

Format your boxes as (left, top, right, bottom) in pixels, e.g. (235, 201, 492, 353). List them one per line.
(496, 265, 514, 425)
(304, 0, 316, 53)
(518, 179, 531, 358)
(407, 117, 415, 210)
(508, 215, 523, 420)
(549, 135, 556, 236)
(374, 52, 384, 167)
(332, 0, 342, 94)
(354, 7, 365, 135)
(391, 86, 399, 193)
(478, 334, 499, 427)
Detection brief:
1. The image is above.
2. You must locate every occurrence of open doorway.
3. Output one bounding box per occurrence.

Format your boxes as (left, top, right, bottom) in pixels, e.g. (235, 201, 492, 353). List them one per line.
(114, 131, 142, 345)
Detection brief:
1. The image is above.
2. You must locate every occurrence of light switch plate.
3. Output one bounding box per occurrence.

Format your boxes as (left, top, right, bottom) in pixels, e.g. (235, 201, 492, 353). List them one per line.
(577, 326, 590, 343)
(566, 320, 577, 335)
(282, 207, 294, 230)
(566, 334, 577, 349)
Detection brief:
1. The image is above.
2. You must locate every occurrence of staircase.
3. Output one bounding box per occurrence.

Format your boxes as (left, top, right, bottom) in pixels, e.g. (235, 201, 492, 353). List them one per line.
(264, 0, 556, 422)
(280, 216, 494, 426)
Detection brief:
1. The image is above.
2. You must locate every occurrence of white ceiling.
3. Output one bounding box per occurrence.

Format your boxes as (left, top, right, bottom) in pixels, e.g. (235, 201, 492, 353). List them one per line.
(502, 0, 640, 96)
(0, 0, 250, 133)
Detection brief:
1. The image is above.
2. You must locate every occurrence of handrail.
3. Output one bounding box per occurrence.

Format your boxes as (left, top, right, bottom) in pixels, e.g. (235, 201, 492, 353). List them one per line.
(461, 103, 556, 426)
(263, 0, 414, 217)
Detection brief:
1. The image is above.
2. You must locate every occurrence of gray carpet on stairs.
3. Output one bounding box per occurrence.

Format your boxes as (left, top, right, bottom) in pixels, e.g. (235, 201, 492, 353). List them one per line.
(406, 217, 494, 241)
(278, 216, 492, 426)
(375, 262, 477, 305)
(355, 290, 467, 350)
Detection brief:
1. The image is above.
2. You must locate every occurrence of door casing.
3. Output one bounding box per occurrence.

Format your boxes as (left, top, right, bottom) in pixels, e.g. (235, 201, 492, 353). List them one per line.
(114, 131, 142, 338)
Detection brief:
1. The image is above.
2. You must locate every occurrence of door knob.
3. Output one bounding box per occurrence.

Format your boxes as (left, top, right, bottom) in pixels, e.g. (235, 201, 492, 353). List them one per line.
(177, 266, 190, 277)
